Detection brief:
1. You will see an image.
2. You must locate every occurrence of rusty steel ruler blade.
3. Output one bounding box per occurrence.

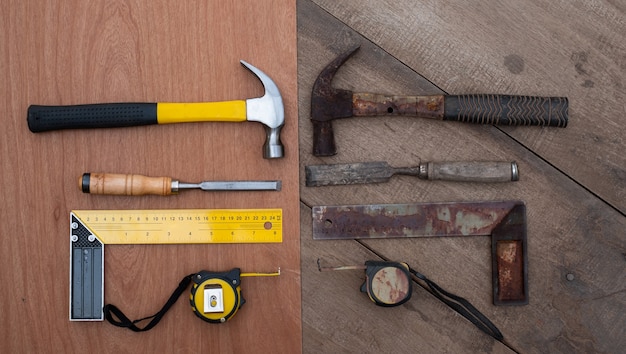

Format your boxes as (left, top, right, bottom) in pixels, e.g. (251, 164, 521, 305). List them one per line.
(312, 201, 528, 306)
(70, 208, 282, 321)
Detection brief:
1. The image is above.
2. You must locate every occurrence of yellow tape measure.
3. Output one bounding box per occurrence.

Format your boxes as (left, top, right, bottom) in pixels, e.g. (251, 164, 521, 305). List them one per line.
(71, 208, 283, 244)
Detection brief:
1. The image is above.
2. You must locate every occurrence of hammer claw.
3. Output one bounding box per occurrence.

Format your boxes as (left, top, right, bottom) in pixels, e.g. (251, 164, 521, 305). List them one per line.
(310, 45, 361, 156)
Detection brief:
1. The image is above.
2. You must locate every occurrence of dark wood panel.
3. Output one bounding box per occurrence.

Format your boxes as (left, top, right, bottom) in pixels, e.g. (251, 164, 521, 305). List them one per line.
(298, 0, 626, 352)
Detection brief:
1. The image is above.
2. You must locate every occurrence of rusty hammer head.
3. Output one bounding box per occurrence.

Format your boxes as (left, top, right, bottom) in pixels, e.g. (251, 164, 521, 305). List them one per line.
(241, 60, 284, 159)
(310, 45, 361, 156)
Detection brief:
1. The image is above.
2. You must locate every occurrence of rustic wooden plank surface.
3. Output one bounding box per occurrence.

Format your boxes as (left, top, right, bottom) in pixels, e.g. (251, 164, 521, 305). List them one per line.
(298, 0, 625, 353)
(1, 1, 300, 353)
(2, 0, 624, 352)
(311, 0, 626, 213)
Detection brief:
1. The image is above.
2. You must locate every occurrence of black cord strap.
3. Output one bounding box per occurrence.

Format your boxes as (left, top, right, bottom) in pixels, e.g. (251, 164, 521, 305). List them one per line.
(103, 273, 196, 332)
(409, 267, 504, 342)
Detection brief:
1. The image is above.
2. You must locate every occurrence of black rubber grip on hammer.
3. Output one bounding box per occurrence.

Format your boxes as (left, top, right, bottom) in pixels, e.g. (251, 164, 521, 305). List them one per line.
(443, 95, 568, 127)
(27, 103, 158, 132)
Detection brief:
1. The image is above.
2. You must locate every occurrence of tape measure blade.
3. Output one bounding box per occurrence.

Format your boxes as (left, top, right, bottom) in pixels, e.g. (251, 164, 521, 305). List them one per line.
(71, 209, 282, 244)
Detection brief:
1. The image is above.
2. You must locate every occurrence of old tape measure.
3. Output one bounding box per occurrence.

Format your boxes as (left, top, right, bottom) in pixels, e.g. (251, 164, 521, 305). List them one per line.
(317, 260, 412, 307)
(70, 208, 282, 321)
(317, 259, 504, 341)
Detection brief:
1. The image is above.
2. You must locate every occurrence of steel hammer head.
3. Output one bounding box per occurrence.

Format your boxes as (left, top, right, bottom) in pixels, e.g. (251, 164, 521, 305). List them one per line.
(310, 45, 361, 156)
(241, 60, 285, 159)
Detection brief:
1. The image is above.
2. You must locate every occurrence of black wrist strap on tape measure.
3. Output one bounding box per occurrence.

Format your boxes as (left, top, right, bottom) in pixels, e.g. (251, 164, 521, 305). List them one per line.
(103, 273, 195, 332)
(408, 267, 504, 342)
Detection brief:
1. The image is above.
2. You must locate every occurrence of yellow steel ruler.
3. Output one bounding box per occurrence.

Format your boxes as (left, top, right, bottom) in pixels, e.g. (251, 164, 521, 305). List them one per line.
(71, 209, 283, 244)
(70, 208, 282, 321)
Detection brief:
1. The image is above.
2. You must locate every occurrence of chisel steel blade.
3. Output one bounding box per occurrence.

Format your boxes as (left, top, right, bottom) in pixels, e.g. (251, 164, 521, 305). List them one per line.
(180, 180, 282, 191)
(305, 161, 402, 186)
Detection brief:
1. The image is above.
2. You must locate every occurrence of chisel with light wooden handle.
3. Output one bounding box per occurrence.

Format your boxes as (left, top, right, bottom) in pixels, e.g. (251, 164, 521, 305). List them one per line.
(305, 161, 518, 186)
(81, 173, 281, 196)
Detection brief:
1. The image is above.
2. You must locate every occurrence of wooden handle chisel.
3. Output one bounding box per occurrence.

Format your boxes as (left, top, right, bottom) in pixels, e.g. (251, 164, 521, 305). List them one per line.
(305, 161, 518, 187)
(80, 173, 281, 196)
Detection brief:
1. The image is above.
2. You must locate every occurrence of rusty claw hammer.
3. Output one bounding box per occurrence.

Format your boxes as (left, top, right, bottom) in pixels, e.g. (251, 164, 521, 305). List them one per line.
(311, 45, 568, 156)
(28, 61, 284, 159)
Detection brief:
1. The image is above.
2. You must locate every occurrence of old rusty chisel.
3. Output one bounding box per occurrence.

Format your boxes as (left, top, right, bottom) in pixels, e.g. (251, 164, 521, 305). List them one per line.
(305, 160, 518, 186)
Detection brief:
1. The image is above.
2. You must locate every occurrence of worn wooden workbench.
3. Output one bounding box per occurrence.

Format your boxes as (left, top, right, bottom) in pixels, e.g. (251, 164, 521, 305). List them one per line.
(1, 0, 624, 353)
(298, 0, 625, 353)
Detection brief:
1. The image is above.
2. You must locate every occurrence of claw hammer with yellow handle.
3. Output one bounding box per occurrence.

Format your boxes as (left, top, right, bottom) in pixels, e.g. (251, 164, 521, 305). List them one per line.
(27, 61, 284, 159)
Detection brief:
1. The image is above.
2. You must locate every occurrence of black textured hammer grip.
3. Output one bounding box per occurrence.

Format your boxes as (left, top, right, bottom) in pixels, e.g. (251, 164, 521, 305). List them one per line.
(444, 95, 568, 127)
(27, 103, 158, 132)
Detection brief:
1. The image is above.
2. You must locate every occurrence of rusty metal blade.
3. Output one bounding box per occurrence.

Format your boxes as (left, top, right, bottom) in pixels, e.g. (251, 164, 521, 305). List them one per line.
(306, 161, 398, 186)
(312, 201, 520, 239)
(491, 203, 528, 305)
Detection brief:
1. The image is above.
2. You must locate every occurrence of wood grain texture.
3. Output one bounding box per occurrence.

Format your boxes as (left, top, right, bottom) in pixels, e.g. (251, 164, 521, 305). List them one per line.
(84, 173, 173, 196)
(1, 1, 299, 353)
(425, 161, 516, 182)
(298, 0, 625, 353)
(2, 0, 625, 352)
(312, 0, 626, 213)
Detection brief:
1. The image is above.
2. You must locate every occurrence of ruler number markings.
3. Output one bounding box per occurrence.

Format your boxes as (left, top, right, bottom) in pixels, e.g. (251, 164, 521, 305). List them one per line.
(73, 209, 282, 244)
